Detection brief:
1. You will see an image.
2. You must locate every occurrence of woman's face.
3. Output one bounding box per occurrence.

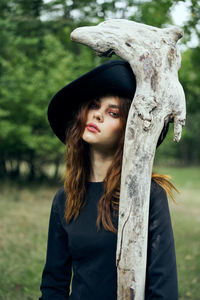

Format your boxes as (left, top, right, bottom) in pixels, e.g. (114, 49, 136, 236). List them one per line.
(82, 96, 122, 153)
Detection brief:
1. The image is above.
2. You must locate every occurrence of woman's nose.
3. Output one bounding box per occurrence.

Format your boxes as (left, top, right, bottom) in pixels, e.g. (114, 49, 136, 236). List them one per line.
(92, 110, 104, 122)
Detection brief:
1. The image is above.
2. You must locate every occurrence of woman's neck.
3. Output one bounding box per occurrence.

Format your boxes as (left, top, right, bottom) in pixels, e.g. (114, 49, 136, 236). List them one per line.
(89, 147, 114, 182)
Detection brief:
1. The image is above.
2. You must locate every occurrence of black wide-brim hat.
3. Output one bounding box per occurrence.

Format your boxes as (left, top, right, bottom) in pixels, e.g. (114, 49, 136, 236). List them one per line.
(48, 59, 169, 147)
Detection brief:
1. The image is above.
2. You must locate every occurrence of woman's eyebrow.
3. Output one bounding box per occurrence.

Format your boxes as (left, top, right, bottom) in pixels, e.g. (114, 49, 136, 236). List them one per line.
(108, 104, 119, 109)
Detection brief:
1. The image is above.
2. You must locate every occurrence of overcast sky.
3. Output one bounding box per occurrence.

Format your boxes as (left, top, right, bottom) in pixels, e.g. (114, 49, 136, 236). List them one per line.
(171, 0, 191, 26)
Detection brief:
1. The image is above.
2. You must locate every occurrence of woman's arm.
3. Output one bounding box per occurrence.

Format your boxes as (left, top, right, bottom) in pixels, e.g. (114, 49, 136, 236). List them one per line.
(39, 189, 72, 300)
(145, 181, 178, 300)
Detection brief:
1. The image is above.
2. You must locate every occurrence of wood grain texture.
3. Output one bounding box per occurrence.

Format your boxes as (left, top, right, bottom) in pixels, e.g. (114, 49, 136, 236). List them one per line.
(71, 19, 186, 300)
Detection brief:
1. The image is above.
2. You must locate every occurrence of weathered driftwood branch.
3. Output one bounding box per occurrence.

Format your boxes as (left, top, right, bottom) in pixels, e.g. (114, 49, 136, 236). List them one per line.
(71, 19, 186, 300)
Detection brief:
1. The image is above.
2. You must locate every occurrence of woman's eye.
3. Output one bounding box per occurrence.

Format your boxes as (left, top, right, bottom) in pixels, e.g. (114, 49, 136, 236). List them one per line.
(109, 111, 119, 118)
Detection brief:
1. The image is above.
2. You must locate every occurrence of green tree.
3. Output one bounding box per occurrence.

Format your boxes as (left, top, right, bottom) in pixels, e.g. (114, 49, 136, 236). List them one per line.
(1, 0, 200, 180)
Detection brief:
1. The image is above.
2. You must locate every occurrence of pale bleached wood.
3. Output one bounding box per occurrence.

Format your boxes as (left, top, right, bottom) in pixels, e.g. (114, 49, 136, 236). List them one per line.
(71, 19, 186, 300)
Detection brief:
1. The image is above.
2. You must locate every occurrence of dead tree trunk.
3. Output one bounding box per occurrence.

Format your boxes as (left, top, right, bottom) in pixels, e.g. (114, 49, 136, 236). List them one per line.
(70, 19, 186, 300)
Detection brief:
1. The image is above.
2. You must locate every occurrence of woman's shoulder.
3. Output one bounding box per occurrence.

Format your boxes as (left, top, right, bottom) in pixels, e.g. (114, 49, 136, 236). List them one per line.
(150, 179, 166, 197)
(150, 172, 177, 209)
(150, 179, 169, 213)
(149, 178, 176, 229)
(51, 186, 66, 212)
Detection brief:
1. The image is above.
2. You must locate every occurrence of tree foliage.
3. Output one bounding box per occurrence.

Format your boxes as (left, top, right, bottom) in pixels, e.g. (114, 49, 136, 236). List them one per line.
(0, 0, 199, 180)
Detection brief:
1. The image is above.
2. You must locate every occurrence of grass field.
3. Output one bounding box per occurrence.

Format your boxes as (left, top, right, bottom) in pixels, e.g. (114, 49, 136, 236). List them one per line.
(154, 167, 200, 300)
(0, 167, 199, 300)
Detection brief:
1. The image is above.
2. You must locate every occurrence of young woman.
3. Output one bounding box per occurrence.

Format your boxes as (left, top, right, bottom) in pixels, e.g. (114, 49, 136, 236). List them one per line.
(39, 60, 178, 300)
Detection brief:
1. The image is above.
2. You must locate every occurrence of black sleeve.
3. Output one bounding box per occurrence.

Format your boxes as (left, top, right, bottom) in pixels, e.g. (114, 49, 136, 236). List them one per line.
(39, 189, 72, 300)
(145, 181, 178, 300)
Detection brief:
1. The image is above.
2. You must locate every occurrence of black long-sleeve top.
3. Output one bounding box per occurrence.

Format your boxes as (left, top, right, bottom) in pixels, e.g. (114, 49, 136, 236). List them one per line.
(39, 180, 178, 300)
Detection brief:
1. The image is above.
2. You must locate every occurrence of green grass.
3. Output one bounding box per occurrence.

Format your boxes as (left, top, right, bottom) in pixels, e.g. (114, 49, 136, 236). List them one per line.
(0, 183, 58, 300)
(0, 167, 200, 300)
(154, 166, 200, 300)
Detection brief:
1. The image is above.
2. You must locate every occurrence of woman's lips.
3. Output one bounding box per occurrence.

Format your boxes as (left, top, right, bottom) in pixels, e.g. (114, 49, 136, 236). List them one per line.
(87, 126, 98, 133)
(86, 123, 100, 133)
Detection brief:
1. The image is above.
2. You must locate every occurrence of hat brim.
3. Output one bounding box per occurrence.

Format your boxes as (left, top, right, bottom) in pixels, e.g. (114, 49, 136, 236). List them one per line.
(48, 60, 136, 144)
(47, 59, 168, 147)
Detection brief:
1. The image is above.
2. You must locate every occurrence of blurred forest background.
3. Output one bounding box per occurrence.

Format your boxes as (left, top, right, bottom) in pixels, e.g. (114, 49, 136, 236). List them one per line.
(0, 1, 200, 300)
(0, 0, 200, 181)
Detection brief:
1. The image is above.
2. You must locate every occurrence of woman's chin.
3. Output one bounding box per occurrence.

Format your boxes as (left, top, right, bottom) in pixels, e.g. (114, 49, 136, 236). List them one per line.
(82, 132, 98, 144)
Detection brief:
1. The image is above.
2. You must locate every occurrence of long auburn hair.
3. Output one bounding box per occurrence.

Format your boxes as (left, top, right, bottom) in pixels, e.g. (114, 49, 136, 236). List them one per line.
(63, 95, 178, 234)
